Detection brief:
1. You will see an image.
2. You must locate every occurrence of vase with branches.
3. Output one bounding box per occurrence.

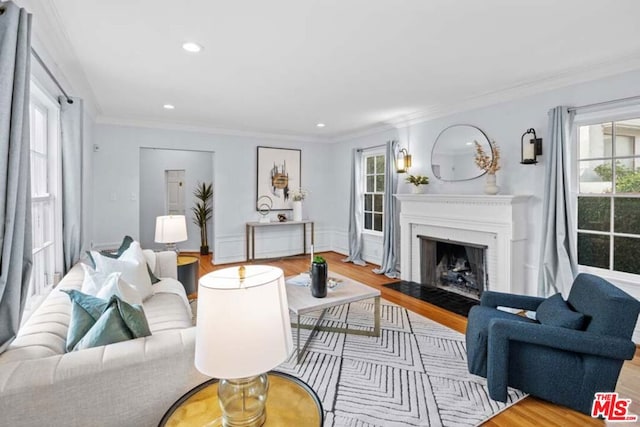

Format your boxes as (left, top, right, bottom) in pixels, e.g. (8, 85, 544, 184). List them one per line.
(192, 182, 213, 255)
(474, 141, 501, 194)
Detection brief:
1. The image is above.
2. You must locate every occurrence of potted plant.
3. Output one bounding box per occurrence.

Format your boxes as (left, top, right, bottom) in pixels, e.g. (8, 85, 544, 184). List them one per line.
(310, 255, 327, 298)
(191, 182, 213, 255)
(406, 175, 429, 194)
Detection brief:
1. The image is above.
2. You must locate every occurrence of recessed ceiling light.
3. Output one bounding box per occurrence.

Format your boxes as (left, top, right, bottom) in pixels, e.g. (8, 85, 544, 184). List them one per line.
(182, 42, 202, 53)
(316, 123, 326, 128)
(163, 104, 175, 110)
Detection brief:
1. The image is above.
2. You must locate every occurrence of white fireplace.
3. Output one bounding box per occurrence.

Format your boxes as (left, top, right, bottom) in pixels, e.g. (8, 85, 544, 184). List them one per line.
(395, 194, 531, 295)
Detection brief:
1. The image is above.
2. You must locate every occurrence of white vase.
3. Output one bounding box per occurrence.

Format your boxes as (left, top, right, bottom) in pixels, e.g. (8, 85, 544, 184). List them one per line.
(411, 185, 426, 194)
(484, 173, 499, 195)
(292, 201, 303, 221)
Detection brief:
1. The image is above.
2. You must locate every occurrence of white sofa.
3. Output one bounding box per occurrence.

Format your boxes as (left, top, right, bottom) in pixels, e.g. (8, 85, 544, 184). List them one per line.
(0, 251, 208, 427)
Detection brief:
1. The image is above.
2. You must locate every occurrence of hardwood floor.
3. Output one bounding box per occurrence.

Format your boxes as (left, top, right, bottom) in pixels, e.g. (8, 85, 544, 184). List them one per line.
(189, 251, 640, 427)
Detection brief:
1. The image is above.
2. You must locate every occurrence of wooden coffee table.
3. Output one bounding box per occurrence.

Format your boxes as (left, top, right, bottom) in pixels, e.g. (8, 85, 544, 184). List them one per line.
(286, 272, 381, 362)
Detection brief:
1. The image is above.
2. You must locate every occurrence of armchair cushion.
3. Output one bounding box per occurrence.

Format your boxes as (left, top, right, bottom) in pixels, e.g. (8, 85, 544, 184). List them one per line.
(536, 293, 585, 330)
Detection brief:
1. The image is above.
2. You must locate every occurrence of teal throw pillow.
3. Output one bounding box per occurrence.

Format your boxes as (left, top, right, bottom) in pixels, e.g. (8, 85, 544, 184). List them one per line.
(85, 235, 160, 284)
(62, 289, 151, 352)
(536, 293, 586, 330)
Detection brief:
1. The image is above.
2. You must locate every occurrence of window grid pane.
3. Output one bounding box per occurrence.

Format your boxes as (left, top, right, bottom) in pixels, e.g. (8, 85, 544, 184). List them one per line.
(614, 197, 640, 234)
(577, 196, 610, 232)
(614, 157, 640, 194)
(577, 233, 610, 269)
(614, 236, 640, 275)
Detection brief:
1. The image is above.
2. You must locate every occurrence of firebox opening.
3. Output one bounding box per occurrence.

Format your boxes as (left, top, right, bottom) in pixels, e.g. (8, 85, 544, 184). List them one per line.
(419, 235, 487, 300)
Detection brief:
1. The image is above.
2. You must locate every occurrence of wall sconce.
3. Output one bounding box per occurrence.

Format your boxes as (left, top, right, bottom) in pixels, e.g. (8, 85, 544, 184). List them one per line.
(521, 128, 543, 164)
(396, 148, 412, 173)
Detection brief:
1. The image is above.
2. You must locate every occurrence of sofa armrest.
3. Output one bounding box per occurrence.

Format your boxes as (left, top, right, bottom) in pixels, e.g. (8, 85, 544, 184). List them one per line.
(480, 291, 546, 311)
(0, 327, 207, 427)
(485, 319, 636, 402)
(155, 251, 178, 280)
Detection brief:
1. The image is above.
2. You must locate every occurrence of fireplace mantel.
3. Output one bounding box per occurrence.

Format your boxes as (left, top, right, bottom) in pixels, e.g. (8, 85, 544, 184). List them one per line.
(395, 194, 532, 295)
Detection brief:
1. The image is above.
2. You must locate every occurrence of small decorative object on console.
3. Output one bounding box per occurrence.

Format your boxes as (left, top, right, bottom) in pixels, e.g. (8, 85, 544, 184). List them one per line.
(256, 195, 273, 223)
(311, 255, 328, 298)
(290, 188, 307, 222)
(277, 213, 287, 222)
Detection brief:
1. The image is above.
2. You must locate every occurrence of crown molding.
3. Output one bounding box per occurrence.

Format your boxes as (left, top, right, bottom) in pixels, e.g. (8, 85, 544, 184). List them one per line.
(329, 122, 399, 143)
(339, 49, 640, 140)
(95, 116, 333, 143)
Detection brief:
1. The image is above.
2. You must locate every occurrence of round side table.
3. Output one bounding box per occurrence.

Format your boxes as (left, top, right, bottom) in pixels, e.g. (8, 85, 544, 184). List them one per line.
(177, 255, 199, 298)
(159, 371, 323, 427)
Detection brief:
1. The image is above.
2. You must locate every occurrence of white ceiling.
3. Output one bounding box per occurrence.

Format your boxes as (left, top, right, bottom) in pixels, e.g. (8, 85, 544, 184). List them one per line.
(21, 0, 640, 139)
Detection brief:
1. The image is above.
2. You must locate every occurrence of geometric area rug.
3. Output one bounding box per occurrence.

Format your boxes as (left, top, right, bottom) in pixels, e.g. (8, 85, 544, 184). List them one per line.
(275, 299, 527, 427)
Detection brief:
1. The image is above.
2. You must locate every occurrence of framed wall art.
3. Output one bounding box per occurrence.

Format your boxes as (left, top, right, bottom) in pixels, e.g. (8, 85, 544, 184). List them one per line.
(256, 146, 301, 211)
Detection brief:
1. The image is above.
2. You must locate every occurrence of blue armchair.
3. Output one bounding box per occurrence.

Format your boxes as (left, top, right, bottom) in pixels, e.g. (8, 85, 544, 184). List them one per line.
(466, 273, 640, 414)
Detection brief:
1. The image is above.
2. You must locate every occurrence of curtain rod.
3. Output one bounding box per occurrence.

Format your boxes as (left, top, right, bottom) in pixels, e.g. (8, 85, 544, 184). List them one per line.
(356, 143, 386, 152)
(568, 94, 640, 113)
(31, 48, 73, 104)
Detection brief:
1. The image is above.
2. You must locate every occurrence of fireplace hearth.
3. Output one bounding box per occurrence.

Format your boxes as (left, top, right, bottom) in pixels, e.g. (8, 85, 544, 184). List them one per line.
(420, 236, 487, 300)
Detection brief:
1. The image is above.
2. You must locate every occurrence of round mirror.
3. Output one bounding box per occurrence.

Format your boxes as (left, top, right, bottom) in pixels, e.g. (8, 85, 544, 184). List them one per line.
(431, 124, 492, 181)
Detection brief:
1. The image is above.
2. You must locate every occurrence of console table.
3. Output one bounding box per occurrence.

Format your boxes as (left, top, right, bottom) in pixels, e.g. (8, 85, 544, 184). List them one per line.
(245, 220, 314, 261)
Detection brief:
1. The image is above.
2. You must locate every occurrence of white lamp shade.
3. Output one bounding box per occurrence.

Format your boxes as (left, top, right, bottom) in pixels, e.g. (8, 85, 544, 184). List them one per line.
(154, 215, 188, 243)
(195, 265, 293, 379)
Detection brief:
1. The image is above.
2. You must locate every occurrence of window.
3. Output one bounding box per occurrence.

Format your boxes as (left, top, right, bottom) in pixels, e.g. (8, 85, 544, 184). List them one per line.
(577, 118, 640, 275)
(29, 83, 61, 302)
(363, 153, 385, 233)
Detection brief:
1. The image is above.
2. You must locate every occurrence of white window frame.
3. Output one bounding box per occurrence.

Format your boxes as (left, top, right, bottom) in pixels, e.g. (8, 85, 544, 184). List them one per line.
(28, 80, 62, 302)
(362, 150, 386, 236)
(573, 104, 640, 285)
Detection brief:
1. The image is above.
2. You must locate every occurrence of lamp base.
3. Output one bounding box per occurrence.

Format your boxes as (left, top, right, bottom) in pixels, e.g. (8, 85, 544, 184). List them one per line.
(218, 374, 269, 427)
(164, 243, 180, 254)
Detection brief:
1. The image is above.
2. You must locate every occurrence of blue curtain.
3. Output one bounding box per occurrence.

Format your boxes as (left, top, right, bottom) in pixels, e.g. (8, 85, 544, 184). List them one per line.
(60, 97, 84, 273)
(538, 106, 577, 297)
(373, 140, 400, 278)
(0, 2, 32, 353)
(342, 148, 366, 266)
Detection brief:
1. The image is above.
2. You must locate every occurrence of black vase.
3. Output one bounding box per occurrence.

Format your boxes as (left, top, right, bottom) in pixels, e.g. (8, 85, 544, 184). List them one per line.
(311, 262, 327, 298)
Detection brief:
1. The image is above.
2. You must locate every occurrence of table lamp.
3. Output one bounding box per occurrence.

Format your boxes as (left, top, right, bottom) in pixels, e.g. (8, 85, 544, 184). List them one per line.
(195, 265, 293, 427)
(154, 215, 188, 252)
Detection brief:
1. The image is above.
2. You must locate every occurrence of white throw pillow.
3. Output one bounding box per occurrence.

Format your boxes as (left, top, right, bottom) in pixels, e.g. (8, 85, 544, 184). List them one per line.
(80, 264, 142, 305)
(142, 249, 157, 275)
(81, 263, 106, 296)
(96, 273, 143, 306)
(92, 242, 153, 300)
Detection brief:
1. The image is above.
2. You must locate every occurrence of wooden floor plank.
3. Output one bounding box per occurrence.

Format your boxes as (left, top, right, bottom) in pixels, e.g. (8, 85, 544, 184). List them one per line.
(187, 251, 639, 427)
